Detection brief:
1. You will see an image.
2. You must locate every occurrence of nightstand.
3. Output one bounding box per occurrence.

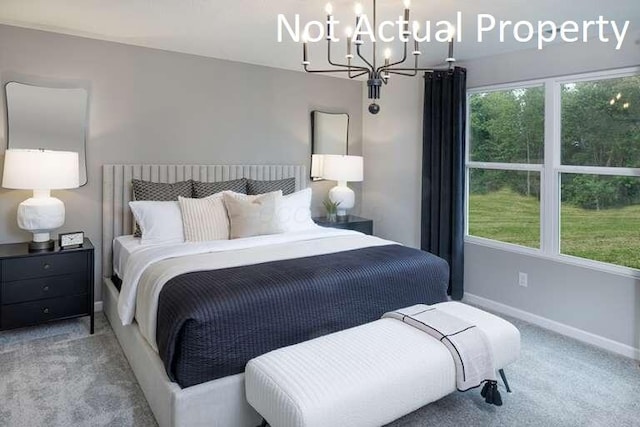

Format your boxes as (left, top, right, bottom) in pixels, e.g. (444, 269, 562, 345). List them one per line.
(313, 215, 373, 235)
(0, 238, 95, 334)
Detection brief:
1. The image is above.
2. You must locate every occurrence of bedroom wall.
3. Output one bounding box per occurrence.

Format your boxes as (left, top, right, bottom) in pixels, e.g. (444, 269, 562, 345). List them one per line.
(0, 24, 364, 302)
(361, 32, 640, 356)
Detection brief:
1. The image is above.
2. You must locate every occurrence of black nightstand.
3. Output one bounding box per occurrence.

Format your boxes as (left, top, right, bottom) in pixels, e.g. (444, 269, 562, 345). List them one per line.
(0, 238, 95, 334)
(313, 215, 373, 235)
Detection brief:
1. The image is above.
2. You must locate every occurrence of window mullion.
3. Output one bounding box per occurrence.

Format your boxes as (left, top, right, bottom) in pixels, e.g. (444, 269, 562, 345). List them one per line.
(541, 80, 560, 255)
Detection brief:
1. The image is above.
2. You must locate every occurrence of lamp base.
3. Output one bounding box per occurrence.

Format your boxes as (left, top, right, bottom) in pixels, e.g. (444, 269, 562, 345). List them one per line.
(17, 191, 66, 253)
(28, 239, 55, 252)
(329, 183, 355, 217)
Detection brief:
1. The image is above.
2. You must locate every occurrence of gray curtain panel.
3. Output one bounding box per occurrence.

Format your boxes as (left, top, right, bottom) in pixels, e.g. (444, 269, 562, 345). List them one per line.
(421, 67, 467, 300)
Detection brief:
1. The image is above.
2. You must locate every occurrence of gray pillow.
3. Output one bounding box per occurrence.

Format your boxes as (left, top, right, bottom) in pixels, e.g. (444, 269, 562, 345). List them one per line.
(247, 178, 295, 195)
(193, 178, 247, 198)
(131, 179, 194, 237)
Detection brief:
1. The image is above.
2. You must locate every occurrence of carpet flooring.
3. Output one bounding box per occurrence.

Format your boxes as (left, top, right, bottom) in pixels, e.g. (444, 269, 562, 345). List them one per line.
(1, 311, 639, 427)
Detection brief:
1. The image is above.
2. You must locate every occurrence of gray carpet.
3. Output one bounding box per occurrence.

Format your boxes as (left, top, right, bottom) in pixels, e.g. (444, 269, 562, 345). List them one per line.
(0, 315, 156, 427)
(1, 312, 639, 427)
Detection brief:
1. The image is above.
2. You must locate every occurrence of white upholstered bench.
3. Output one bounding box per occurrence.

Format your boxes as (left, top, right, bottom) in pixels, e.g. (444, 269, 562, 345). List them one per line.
(245, 302, 520, 427)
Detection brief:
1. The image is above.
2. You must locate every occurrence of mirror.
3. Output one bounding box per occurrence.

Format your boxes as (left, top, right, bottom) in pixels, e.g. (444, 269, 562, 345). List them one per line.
(4, 81, 89, 186)
(310, 111, 349, 180)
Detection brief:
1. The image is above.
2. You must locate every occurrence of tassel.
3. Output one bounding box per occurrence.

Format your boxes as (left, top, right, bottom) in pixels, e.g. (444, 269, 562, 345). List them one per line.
(493, 386, 503, 406)
(480, 382, 490, 398)
(480, 381, 503, 406)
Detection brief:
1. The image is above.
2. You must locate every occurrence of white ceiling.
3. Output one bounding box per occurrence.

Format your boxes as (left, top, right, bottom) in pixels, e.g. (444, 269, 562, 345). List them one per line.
(1, 0, 639, 73)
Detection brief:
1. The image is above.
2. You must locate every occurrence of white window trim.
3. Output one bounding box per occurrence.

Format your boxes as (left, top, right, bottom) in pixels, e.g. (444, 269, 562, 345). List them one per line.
(465, 66, 640, 279)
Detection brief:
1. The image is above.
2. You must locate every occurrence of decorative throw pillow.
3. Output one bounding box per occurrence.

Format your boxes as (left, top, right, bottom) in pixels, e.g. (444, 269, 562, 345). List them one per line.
(276, 188, 317, 232)
(193, 178, 248, 198)
(131, 179, 193, 237)
(223, 191, 283, 239)
(129, 201, 185, 245)
(179, 194, 229, 242)
(247, 178, 295, 195)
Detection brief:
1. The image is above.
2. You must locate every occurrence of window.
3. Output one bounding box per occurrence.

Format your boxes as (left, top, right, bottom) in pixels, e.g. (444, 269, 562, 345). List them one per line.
(559, 74, 640, 270)
(466, 69, 640, 274)
(467, 86, 544, 249)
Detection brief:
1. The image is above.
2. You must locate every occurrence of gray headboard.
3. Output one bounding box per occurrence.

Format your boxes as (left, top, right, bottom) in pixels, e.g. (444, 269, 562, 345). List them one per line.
(102, 164, 307, 278)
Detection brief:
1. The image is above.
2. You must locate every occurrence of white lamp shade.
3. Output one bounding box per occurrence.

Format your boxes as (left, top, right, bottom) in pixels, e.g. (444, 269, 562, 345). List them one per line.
(322, 155, 363, 182)
(311, 154, 325, 178)
(2, 149, 80, 190)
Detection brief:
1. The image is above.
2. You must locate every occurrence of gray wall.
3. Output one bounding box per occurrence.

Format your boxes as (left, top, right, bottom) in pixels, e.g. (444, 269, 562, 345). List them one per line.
(0, 24, 363, 301)
(361, 34, 640, 353)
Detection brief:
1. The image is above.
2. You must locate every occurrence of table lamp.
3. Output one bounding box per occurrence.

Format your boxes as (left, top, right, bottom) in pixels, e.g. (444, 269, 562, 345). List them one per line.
(322, 154, 363, 217)
(2, 149, 80, 251)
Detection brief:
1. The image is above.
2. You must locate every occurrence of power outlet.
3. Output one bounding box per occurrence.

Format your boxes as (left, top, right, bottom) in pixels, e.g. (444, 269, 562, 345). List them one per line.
(518, 272, 528, 287)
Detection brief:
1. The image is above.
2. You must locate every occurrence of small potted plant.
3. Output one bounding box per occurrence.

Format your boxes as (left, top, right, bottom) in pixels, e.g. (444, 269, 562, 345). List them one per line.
(323, 199, 341, 222)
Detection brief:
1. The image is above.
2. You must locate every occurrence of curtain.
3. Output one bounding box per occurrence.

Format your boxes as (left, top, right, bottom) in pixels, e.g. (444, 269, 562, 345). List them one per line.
(421, 67, 467, 300)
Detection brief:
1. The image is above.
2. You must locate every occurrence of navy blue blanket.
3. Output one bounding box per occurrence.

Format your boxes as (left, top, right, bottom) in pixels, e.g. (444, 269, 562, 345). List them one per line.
(156, 244, 449, 387)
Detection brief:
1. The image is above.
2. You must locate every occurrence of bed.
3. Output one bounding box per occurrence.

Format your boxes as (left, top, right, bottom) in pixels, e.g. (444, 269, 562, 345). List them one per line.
(102, 164, 450, 427)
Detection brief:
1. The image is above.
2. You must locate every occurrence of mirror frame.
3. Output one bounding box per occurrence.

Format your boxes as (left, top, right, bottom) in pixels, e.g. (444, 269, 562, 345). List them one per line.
(310, 110, 350, 181)
(2, 73, 90, 187)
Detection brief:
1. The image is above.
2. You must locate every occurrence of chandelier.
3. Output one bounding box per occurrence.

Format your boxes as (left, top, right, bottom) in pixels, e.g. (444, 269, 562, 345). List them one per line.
(302, 0, 456, 114)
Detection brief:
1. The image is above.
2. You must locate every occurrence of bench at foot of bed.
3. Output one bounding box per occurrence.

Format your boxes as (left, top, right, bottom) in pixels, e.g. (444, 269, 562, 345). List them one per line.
(245, 302, 520, 427)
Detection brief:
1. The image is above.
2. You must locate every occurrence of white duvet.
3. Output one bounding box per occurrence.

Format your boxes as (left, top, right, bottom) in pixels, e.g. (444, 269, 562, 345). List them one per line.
(117, 226, 395, 350)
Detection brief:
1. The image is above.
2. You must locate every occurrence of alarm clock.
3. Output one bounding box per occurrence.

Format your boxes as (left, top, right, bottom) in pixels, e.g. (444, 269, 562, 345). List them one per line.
(59, 231, 84, 249)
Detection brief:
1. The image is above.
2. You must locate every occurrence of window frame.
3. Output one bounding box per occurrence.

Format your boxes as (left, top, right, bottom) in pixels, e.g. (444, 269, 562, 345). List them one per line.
(465, 66, 640, 279)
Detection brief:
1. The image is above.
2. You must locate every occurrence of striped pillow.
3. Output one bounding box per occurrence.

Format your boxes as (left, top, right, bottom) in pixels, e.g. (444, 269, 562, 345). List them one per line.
(178, 194, 230, 242)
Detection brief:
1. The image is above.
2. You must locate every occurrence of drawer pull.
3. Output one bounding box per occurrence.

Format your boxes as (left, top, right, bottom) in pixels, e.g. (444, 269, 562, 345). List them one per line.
(43, 285, 50, 292)
(43, 263, 51, 270)
(43, 308, 50, 314)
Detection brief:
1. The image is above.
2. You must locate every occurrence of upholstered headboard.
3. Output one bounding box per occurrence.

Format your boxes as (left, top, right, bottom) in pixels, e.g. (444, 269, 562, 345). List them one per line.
(102, 164, 307, 278)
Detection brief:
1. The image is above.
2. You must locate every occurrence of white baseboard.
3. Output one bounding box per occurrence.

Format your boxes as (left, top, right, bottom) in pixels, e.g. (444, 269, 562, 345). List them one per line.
(463, 293, 640, 361)
(94, 301, 103, 312)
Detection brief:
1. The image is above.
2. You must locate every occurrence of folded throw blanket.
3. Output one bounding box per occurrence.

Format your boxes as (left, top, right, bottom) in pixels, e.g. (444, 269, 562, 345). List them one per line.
(383, 304, 502, 406)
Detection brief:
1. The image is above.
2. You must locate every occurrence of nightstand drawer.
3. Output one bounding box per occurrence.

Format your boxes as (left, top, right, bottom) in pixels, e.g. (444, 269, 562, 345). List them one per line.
(2, 273, 87, 304)
(2, 252, 87, 281)
(1, 294, 88, 330)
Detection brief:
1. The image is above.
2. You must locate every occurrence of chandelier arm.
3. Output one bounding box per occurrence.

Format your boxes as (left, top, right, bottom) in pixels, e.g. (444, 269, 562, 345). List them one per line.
(356, 44, 374, 71)
(381, 53, 418, 76)
(387, 67, 437, 73)
(304, 64, 371, 77)
(387, 70, 419, 77)
(327, 40, 369, 72)
(377, 42, 409, 74)
(350, 70, 370, 78)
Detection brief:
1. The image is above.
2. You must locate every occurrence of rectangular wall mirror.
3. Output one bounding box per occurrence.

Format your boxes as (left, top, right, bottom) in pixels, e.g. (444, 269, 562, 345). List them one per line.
(310, 111, 349, 181)
(4, 80, 89, 186)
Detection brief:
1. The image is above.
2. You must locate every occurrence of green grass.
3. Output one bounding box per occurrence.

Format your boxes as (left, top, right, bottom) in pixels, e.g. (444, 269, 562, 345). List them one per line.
(469, 188, 640, 269)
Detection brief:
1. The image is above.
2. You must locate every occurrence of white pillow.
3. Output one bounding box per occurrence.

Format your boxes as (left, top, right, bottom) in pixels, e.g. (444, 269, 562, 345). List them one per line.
(276, 188, 316, 232)
(223, 191, 283, 239)
(129, 201, 184, 245)
(178, 193, 229, 242)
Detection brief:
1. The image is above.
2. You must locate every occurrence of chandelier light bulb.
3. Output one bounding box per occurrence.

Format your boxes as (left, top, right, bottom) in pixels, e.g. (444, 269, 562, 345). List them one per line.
(354, 3, 363, 16)
(325, 3, 333, 15)
(384, 48, 392, 59)
(448, 25, 456, 40)
(623, 102, 630, 109)
(610, 99, 616, 105)
(403, 0, 411, 9)
(345, 26, 354, 38)
(616, 92, 622, 100)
